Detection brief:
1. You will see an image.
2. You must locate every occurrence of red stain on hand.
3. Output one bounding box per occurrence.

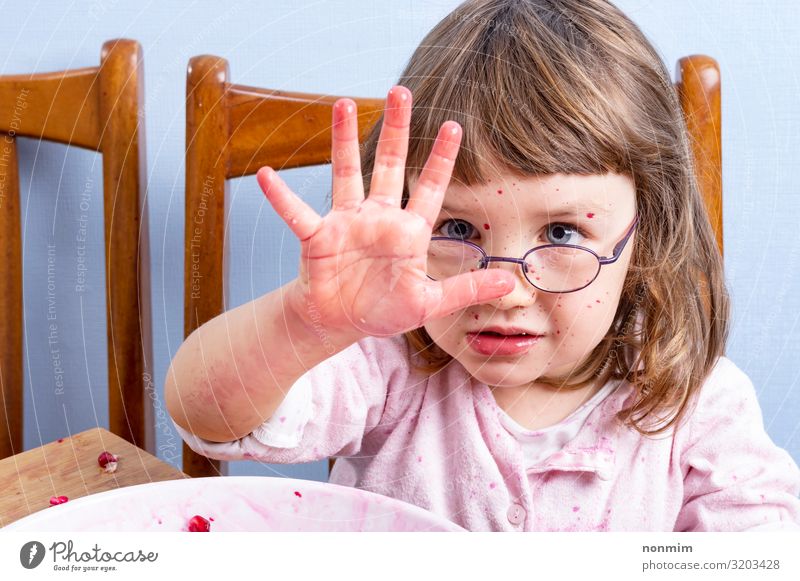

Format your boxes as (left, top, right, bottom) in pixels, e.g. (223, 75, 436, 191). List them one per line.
(587, 213, 595, 218)
(483, 223, 490, 230)
(497, 189, 503, 194)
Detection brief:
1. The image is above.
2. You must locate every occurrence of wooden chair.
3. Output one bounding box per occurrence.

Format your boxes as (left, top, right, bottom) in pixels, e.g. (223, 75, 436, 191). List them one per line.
(183, 54, 722, 479)
(0, 39, 155, 459)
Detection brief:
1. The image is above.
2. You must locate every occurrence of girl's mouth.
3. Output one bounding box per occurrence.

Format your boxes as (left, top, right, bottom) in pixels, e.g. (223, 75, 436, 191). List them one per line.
(466, 332, 544, 356)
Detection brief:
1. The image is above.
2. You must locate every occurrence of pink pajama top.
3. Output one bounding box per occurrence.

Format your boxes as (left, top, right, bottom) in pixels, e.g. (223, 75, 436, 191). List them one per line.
(172, 334, 800, 531)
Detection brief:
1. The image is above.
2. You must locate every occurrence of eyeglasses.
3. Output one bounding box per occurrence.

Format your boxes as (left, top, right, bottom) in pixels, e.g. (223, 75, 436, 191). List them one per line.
(426, 215, 639, 293)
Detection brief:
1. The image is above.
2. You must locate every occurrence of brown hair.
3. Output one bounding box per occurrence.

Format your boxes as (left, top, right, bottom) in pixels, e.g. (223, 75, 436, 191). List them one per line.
(357, 0, 730, 437)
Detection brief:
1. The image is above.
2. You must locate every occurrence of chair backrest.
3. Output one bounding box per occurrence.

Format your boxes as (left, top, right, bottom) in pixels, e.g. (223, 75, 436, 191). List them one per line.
(183, 54, 722, 479)
(0, 39, 154, 459)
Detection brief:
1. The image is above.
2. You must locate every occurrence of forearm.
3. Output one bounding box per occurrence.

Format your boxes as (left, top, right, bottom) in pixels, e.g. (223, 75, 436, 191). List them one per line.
(165, 279, 355, 442)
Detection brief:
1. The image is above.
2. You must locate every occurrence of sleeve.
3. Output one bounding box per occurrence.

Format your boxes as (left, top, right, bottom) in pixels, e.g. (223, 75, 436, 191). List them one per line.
(674, 357, 800, 531)
(171, 334, 411, 464)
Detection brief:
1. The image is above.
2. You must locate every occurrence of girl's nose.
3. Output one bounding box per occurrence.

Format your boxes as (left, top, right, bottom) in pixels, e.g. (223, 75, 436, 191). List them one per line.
(484, 260, 538, 310)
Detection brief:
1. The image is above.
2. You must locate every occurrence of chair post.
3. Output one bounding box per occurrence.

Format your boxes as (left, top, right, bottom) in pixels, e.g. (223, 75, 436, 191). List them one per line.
(98, 39, 155, 454)
(183, 55, 231, 477)
(676, 55, 723, 256)
(0, 135, 23, 459)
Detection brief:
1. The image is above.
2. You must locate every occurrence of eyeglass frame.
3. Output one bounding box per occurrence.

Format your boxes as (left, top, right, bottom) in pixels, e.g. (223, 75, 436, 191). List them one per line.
(426, 214, 639, 294)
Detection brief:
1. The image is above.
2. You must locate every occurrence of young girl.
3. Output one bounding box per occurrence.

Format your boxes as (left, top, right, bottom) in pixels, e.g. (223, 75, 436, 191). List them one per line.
(166, 0, 800, 531)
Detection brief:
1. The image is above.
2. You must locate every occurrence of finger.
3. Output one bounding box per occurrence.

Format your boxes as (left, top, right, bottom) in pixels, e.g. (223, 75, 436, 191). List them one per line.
(368, 85, 412, 207)
(404, 121, 462, 228)
(423, 269, 515, 321)
(331, 98, 365, 211)
(257, 167, 322, 242)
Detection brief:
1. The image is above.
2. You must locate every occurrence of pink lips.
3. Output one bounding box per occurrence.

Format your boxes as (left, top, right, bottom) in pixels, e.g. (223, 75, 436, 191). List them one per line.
(466, 331, 544, 356)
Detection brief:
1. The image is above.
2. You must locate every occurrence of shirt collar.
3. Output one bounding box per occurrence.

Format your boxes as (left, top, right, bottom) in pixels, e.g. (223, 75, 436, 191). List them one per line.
(525, 381, 632, 481)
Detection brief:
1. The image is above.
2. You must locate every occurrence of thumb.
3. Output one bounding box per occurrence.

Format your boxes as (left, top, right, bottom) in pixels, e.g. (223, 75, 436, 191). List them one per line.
(423, 269, 516, 321)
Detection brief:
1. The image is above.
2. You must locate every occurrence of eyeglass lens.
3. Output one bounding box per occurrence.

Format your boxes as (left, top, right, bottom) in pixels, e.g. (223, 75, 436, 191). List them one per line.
(426, 239, 600, 293)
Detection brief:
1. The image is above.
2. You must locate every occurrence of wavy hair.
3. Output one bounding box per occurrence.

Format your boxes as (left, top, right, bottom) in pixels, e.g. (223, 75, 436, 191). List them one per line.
(356, 0, 730, 436)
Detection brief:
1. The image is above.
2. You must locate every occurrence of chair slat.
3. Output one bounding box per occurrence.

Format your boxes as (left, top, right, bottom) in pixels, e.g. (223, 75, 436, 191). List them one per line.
(0, 68, 101, 150)
(226, 85, 384, 177)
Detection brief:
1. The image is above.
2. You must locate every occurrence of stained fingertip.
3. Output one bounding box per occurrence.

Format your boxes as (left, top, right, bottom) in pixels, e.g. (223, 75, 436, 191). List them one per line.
(389, 85, 410, 103)
(335, 98, 355, 116)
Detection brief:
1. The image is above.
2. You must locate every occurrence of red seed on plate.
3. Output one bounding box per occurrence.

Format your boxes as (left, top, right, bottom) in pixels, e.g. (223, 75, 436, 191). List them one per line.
(294, 491, 302, 498)
(49, 495, 69, 506)
(97, 451, 119, 473)
(188, 515, 211, 532)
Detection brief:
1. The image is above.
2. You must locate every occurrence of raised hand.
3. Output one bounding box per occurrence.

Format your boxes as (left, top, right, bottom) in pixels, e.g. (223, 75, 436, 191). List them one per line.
(256, 85, 514, 342)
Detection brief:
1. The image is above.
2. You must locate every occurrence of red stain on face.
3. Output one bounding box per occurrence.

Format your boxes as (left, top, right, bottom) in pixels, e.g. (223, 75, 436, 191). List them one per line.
(483, 223, 490, 230)
(587, 213, 595, 218)
(497, 189, 503, 194)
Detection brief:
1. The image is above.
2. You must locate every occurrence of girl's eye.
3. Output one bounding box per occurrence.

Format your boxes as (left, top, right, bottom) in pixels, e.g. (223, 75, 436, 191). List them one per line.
(545, 222, 586, 246)
(435, 218, 477, 240)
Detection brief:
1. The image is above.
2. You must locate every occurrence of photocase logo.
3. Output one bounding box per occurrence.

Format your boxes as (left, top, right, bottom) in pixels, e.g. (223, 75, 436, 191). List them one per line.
(19, 541, 46, 569)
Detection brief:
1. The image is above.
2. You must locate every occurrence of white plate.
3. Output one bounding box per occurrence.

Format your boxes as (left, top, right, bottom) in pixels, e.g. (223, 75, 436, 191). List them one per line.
(2, 476, 464, 532)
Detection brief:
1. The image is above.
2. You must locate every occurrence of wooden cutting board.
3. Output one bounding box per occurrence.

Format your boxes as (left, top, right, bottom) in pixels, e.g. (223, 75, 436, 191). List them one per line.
(0, 427, 188, 527)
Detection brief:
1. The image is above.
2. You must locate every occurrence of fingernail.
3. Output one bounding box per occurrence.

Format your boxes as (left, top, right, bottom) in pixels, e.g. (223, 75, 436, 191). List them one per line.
(391, 86, 409, 102)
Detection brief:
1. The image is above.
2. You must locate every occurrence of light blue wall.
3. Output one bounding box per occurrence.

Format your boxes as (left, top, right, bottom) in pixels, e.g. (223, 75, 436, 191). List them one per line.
(3, 0, 798, 482)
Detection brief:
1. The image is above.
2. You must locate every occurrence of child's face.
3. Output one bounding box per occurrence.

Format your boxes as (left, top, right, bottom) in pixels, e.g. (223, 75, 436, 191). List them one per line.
(410, 171, 637, 391)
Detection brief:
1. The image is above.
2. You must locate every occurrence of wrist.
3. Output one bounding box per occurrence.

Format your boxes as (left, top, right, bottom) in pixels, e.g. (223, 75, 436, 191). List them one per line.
(282, 279, 361, 356)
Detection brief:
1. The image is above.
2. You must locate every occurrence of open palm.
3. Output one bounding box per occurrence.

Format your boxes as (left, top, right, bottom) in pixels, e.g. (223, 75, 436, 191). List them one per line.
(256, 86, 513, 341)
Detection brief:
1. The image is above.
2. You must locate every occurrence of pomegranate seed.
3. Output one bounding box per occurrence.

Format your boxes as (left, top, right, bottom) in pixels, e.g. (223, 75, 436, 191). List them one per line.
(294, 491, 302, 498)
(49, 495, 69, 506)
(97, 451, 119, 473)
(188, 515, 211, 532)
